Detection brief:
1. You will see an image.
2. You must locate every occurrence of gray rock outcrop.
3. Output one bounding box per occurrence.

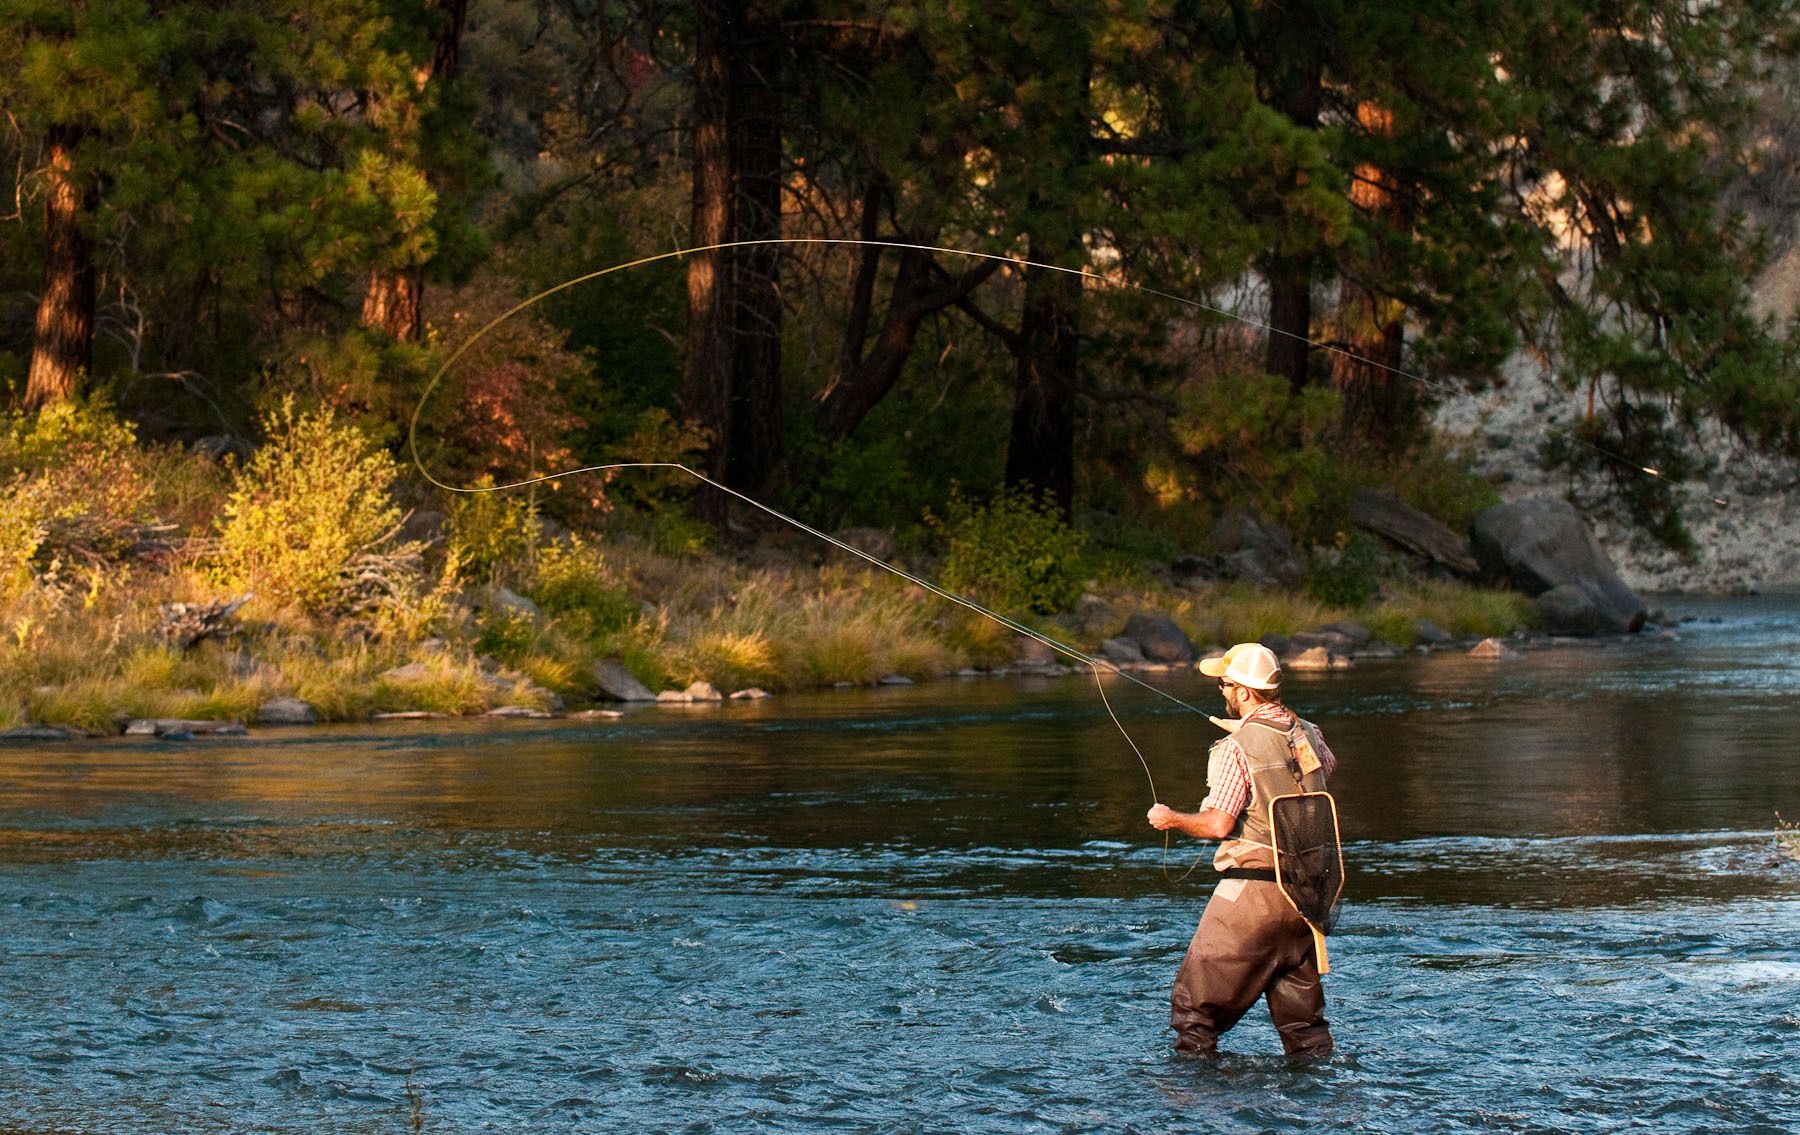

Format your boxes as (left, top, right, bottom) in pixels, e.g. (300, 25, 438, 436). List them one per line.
(591, 658, 658, 702)
(1470, 496, 1647, 635)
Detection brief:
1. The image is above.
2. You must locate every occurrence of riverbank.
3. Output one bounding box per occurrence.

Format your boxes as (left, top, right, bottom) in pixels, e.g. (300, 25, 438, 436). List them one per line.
(0, 535, 1539, 738)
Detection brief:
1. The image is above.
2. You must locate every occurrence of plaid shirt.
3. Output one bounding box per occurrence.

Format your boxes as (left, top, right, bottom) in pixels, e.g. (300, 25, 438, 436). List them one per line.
(1200, 702, 1336, 819)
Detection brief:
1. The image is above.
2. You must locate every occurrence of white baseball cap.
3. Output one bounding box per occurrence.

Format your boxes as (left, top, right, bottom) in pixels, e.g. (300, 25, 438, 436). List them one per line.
(1198, 642, 1281, 691)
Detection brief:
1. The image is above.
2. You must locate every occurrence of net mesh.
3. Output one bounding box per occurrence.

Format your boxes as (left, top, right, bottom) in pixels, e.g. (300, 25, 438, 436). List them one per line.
(1269, 791, 1344, 933)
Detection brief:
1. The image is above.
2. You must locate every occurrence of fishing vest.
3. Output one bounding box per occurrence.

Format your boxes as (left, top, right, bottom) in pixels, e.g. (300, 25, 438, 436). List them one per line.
(1213, 715, 1329, 873)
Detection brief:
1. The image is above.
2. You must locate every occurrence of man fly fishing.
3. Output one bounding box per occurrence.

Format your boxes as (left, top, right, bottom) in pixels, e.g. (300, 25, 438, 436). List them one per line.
(1146, 642, 1341, 1059)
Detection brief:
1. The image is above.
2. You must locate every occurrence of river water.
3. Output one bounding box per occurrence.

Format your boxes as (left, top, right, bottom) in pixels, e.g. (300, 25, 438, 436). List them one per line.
(2, 597, 1798, 1133)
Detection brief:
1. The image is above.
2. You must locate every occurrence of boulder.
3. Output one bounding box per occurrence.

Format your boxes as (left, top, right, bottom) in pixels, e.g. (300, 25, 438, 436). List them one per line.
(591, 658, 658, 702)
(729, 687, 771, 700)
(255, 697, 317, 726)
(1411, 619, 1454, 647)
(475, 585, 540, 620)
(484, 705, 554, 719)
(1202, 509, 1302, 587)
(877, 674, 915, 686)
(1285, 646, 1350, 672)
(1469, 637, 1523, 660)
(1099, 636, 1145, 663)
(1121, 612, 1196, 663)
(1015, 636, 1060, 667)
(683, 681, 724, 702)
(1349, 488, 1479, 577)
(1470, 496, 1646, 635)
(124, 718, 248, 738)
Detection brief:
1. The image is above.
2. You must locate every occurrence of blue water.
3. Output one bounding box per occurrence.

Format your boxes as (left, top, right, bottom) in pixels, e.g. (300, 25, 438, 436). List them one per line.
(2, 596, 1798, 1132)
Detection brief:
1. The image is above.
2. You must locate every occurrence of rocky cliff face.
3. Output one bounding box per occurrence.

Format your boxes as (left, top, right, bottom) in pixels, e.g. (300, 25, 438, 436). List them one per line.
(1434, 354, 1800, 595)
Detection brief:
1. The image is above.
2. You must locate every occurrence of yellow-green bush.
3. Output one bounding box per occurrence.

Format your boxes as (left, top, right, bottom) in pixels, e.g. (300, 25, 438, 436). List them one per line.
(215, 397, 403, 612)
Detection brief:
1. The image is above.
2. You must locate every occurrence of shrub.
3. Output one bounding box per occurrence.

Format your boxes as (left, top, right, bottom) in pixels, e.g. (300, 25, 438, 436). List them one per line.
(0, 401, 160, 582)
(446, 484, 539, 585)
(932, 487, 1088, 616)
(215, 398, 405, 612)
(530, 536, 641, 639)
(1304, 530, 1387, 607)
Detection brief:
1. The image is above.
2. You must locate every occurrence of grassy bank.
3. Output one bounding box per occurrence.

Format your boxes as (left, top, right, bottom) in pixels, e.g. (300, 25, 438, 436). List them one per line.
(1, 401, 1532, 733)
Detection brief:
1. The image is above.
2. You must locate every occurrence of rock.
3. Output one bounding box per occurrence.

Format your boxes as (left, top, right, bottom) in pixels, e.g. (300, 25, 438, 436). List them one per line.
(1099, 636, 1145, 663)
(571, 708, 625, 719)
(155, 594, 252, 651)
(1289, 630, 1355, 653)
(475, 585, 540, 620)
(1285, 646, 1348, 671)
(1202, 509, 1303, 587)
(382, 662, 434, 683)
(729, 688, 771, 700)
(0, 724, 79, 742)
(484, 705, 554, 719)
(1349, 488, 1479, 577)
(877, 674, 915, 686)
(373, 711, 449, 720)
(124, 718, 248, 737)
(1015, 636, 1060, 667)
(1319, 620, 1373, 648)
(1533, 581, 1644, 637)
(220, 650, 276, 681)
(1258, 633, 1291, 657)
(657, 689, 691, 703)
(683, 681, 724, 702)
(1121, 612, 1196, 663)
(1469, 637, 1523, 660)
(828, 527, 899, 565)
(591, 658, 658, 702)
(255, 697, 317, 726)
(398, 509, 446, 545)
(1412, 619, 1454, 647)
(1354, 640, 1403, 660)
(1470, 497, 1646, 634)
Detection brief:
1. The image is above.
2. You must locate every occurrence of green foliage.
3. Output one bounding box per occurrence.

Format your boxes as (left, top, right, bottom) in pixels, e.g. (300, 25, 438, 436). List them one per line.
(1171, 373, 1346, 540)
(1305, 531, 1388, 608)
(446, 484, 539, 585)
(215, 398, 403, 612)
(0, 401, 159, 585)
(530, 537, 640, 640)
(931, 487, 1088, 616)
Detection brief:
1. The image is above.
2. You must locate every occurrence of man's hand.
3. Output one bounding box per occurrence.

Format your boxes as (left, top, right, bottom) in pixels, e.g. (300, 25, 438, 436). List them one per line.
(1146, 803, 1183, 831)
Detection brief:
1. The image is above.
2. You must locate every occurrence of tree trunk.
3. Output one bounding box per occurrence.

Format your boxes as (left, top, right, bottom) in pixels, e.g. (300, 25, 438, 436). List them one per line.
(358, 0, 467, 344)
(1263, 260, 1314, 392)
(681, 0, 739, 481)
(1256, 23, 1323, 391)
(1332, 101, 1413, 443)
(724, 8, 783, 494)
(24, 125, 97, 411)
(1005, 237, 1081, 517)
(359, 268, 424, 341)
